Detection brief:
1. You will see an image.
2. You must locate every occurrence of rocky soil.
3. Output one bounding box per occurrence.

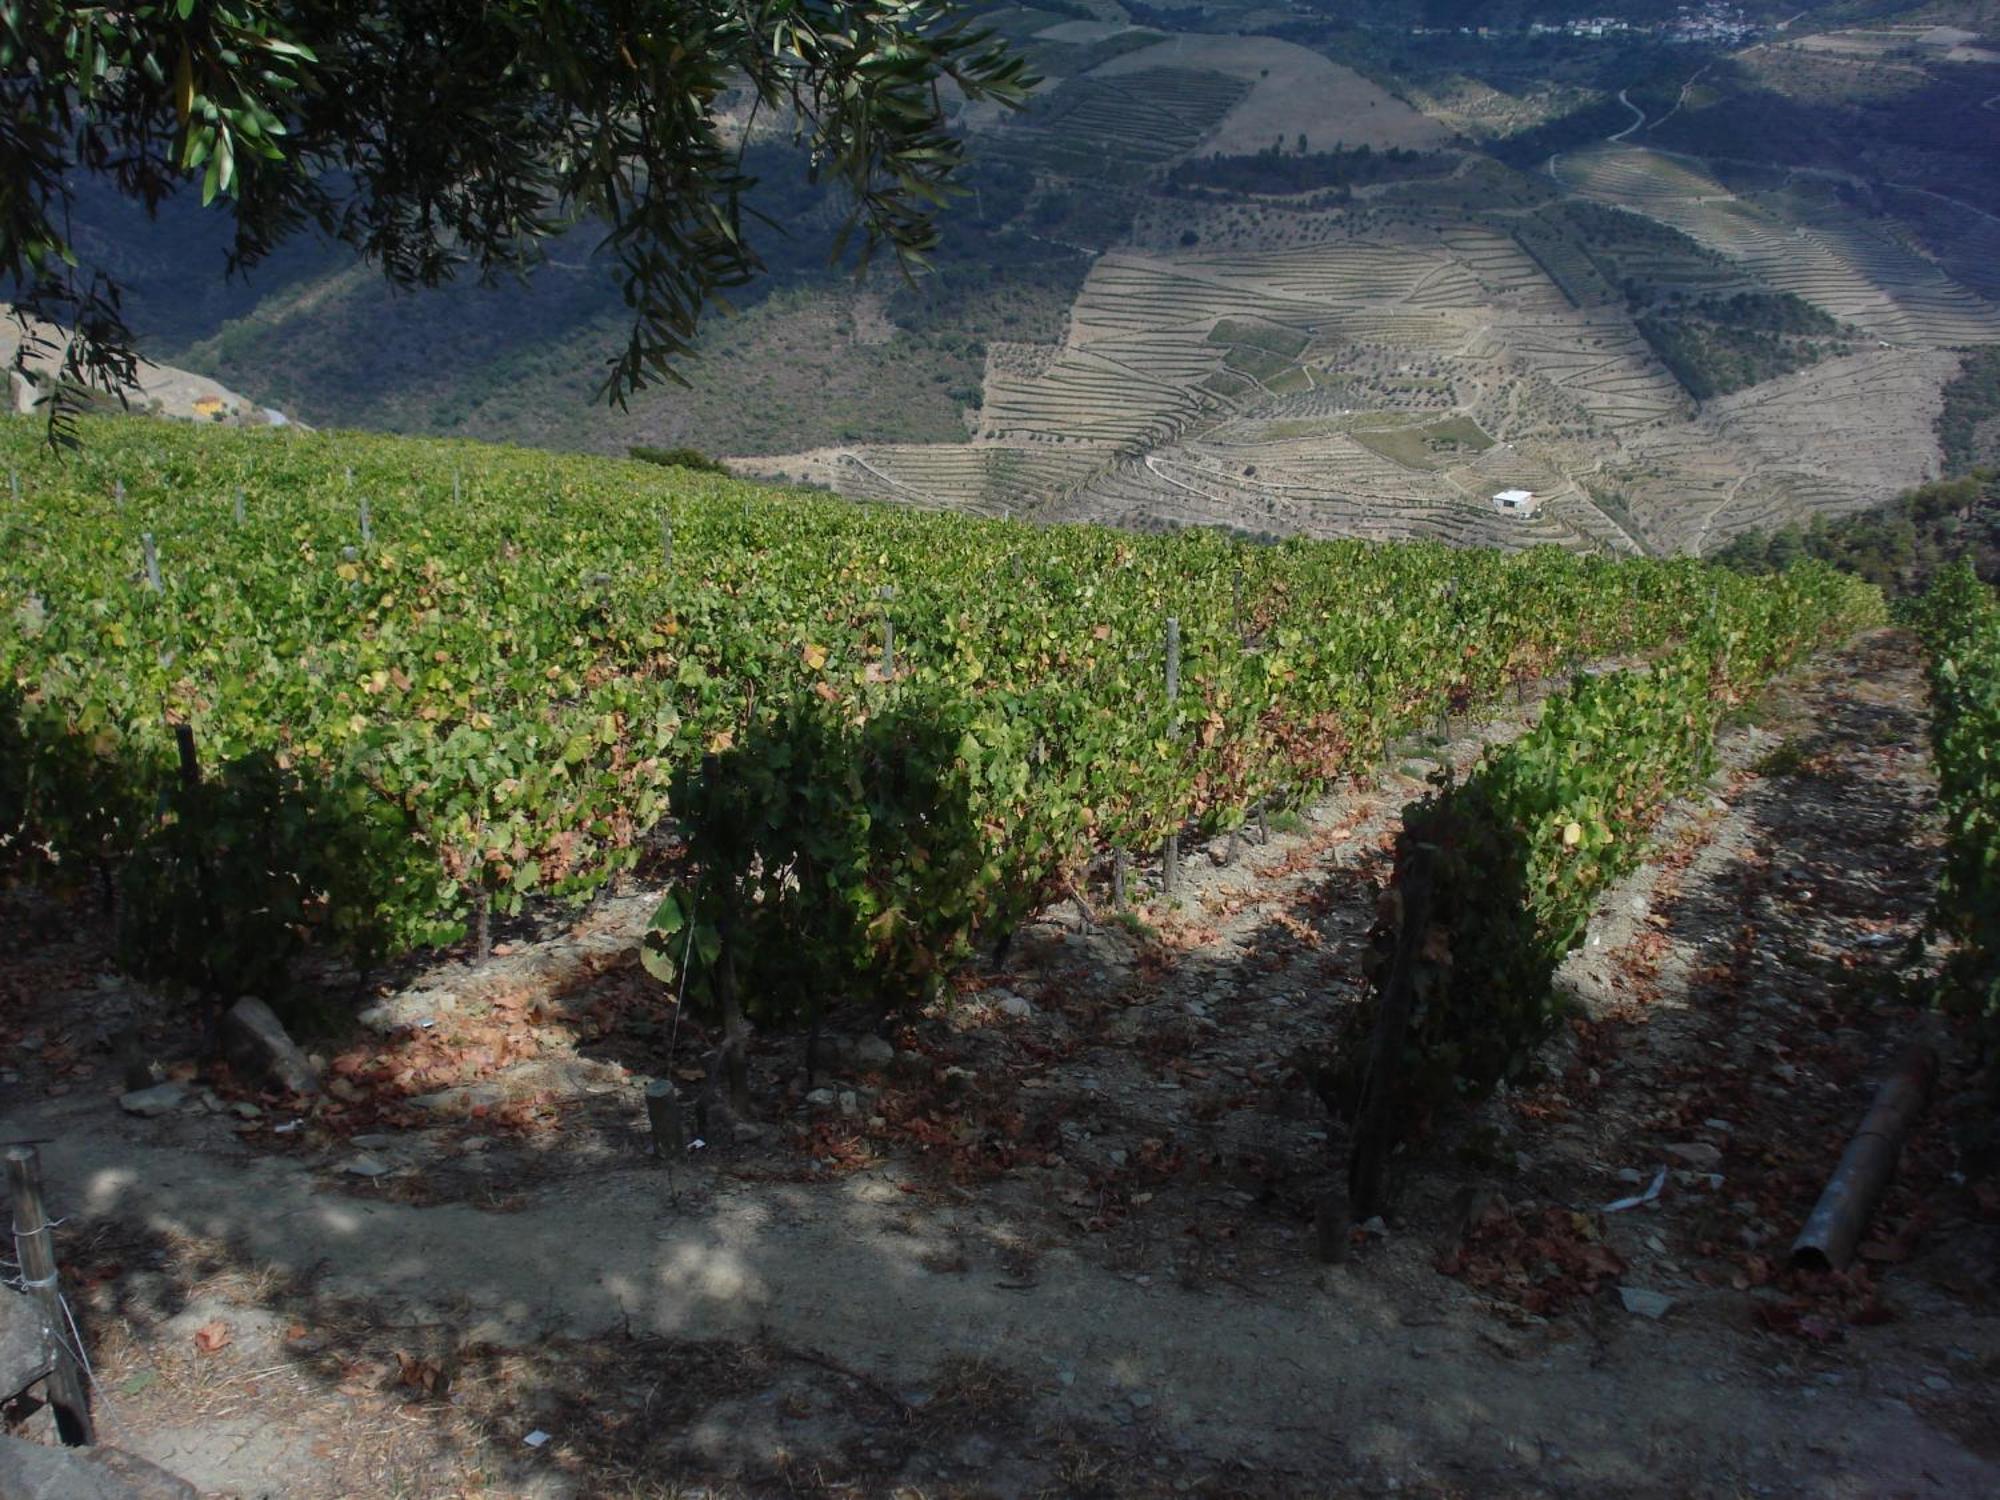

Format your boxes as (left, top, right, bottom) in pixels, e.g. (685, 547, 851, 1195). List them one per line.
(1, 630, 1996, 1498)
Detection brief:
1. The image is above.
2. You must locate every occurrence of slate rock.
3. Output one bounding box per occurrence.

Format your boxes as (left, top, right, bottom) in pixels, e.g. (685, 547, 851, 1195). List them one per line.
(0, 1436, 198, 1499)
(1618, 1286, 1677, 1319)
(118, 1082, 187, 1118)
(407, 1081, 505, 1114)
(852, 1035, 896, 1069)
(0, 1290, 53, 1403)
(221, 997, 318, 1097)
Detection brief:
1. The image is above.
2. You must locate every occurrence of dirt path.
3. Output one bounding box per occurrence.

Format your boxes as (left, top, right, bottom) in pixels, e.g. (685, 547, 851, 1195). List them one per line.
(3, 634, 1996, 1498)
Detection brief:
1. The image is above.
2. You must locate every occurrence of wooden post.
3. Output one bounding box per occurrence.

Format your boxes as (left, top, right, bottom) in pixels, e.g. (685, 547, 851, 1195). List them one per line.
(700, 754, 751, 1117)
(1314, 1185, 1350, 1264)
(233, 487, 246, 525)
(112, 478, 125, 506)
(8, 469, 17, 502)
(880, 586, 898, 677)
(715, 923, 750, 1117)
(6, 1146, 94, 1445)
(358, 497, 373, 546)
(660, 514, 674, 569)
(174, 723, 200, 791)
(452, 468, 462, 506)
(1348, 841, 1436, 1217)
(1112, 848, 1128, 910)
(474, 889, 492, 964)
(1232, 568, 1244, 643)
(1162, 615, 1181, 903)
(141, 533, 162, 593)
(645, 1079, 685, 1158)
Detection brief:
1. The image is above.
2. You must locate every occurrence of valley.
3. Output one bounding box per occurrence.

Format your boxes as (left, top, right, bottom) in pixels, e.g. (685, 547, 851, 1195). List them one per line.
(61, 2, 2000, 558)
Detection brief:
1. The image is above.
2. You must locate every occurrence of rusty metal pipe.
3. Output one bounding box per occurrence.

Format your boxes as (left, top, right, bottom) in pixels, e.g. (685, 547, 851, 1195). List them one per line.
(1790, 1034, 1940, 1273)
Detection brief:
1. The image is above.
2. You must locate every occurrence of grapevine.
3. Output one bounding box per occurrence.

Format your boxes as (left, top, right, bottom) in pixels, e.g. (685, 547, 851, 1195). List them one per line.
(0, 418, 1882, 1014)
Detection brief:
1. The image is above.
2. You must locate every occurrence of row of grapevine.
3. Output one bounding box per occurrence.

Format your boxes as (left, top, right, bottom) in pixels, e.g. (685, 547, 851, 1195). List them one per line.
(1345, 567, 1884, 1195)
(0, 418, 1878, 1013)
(1910, 565, 2000, 1030)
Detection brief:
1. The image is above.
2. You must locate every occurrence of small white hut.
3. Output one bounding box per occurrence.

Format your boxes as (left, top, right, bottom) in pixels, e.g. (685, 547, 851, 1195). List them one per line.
(1491, 488, 1541, 517)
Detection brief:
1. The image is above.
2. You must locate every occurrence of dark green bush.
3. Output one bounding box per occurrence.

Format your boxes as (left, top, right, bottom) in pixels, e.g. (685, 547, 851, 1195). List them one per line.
(630, 445, 730, 475)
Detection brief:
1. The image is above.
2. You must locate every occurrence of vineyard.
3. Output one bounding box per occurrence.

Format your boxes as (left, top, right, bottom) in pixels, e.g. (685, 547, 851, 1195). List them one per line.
(0, 418, 1880, 1018)
(1912, 565, 2000, 1041)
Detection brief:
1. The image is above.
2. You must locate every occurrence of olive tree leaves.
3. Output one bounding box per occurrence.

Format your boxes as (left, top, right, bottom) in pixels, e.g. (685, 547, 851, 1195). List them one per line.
(0, 1, 1034, 443)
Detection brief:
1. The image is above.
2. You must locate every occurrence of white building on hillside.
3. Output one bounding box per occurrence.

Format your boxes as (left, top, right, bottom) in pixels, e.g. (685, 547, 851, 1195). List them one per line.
(1491, 488, 1541, 517)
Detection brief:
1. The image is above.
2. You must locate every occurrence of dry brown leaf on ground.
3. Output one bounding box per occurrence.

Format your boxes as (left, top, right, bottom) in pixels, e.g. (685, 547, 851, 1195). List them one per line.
(395, 1350, 450, 1396)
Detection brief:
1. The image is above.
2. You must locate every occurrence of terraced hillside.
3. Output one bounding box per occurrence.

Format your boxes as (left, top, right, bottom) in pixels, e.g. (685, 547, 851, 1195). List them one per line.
(65, 3, 2000, 558)
(748, 18, 1997, 559)
(1558, 146, 2000, 346)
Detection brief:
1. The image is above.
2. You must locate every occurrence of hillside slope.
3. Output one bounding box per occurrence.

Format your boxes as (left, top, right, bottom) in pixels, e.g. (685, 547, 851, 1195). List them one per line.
(41, 1, 2000, 557)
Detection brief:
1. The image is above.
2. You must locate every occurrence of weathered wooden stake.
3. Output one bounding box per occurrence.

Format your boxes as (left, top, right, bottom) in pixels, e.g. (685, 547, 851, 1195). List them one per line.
(174, 723, 200, 791)
(880, 585, 897, 676)
(1348, 844, 1436, 1216)
(1162, 615, 1181, 901)
(1112, 848, 1128, 909)
(645, 1079, 686, 1158)
(112, 478, 125, 506)
(660, 514, 674, 569)
(1313, 1185, 1350, 1264)
(474, 890, 493, 964)
(715, 930, 750, 1117)
(233, 487, 246, 525)
(6, 1145, 94, 1445)
(141, 532, 162, 592)
(452, 468, 463, 506)
(703, 753, 752, 1117)
(358, 497, 373, 546)
(8, 469, 17, 502)
(1232, 568, 1244, 643)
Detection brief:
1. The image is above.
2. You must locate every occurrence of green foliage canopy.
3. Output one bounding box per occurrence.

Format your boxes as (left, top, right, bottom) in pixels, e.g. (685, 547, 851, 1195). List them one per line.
(0, 1, 1031, 439)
